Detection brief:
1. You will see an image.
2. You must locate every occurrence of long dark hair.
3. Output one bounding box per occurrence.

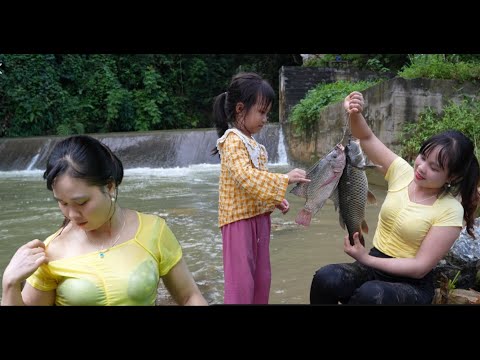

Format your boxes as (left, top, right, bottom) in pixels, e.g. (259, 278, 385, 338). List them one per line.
(419, 130, 480, 237)
(211, 72, 275, 155)
(44, 135, 124, 227)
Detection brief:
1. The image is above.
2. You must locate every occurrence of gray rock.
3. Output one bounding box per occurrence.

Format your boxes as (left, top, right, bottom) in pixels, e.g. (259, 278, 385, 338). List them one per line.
(433, 217, 480, 291)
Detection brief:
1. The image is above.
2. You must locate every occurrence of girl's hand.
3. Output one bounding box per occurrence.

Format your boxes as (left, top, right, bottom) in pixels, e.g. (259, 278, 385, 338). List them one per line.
(2, 239, 48, 287)
(286, 168, 310, 185)
(344, 91, 364, 114)
(343, 232, 367, 262)
(276, 198, 290, 215)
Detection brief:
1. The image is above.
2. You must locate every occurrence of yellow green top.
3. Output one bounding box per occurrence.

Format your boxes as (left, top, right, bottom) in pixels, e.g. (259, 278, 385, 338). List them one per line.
(26, 212, 182, 306)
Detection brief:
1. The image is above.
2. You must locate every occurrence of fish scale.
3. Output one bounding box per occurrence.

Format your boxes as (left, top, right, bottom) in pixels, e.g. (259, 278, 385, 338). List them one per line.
(290, 144, 346, 226)
(337, 158, 369, 246)
(332, 140, 376, 246)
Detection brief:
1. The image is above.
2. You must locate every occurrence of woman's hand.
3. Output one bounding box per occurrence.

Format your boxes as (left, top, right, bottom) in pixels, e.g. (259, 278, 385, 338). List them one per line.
(344, 91, 364, 114)
(2, 239, 48, 287)
(276, 199, 290, 215)
(343, 232, 368, 262)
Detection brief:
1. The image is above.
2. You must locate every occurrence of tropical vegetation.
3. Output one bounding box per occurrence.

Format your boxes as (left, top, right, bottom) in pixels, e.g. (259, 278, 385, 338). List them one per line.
(0, 54, 301, 137)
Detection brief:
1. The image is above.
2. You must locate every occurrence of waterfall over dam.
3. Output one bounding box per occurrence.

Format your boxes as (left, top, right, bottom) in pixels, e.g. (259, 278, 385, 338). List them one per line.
(0, 123, 287, 171)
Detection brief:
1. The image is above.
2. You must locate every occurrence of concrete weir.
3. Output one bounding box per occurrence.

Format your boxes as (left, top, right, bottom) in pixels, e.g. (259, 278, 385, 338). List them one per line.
(0, 123, 285, 171)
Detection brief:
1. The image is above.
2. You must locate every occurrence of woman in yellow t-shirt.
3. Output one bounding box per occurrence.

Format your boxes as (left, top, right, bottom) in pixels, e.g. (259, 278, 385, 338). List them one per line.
(310, 91, 480, 304)
(1, 135, 207, 306)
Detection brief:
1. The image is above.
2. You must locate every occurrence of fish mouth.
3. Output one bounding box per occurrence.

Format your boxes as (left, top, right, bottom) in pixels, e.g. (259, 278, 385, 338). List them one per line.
(336, 143, 345, 151)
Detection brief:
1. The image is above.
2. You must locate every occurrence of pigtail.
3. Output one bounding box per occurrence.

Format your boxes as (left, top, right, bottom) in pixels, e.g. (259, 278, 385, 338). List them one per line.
(460, 156, 480, 238)
(211, 92, 230, 156)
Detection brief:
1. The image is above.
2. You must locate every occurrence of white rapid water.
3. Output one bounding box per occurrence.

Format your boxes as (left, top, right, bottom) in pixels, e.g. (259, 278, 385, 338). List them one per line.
(26, 153, 40, 170)
(274, 126, 288, 165)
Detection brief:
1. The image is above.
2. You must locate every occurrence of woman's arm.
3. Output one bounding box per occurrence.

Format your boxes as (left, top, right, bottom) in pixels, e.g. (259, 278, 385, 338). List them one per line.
(345, 91, 398, 176)
(161, 258, 208, 305)
(345, 226, 461, 279)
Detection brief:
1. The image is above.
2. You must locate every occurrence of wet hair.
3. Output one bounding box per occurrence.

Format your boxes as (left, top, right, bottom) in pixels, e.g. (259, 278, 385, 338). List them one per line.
(43, 135, 123, 228)
(44, 135, 124, 227)
(419, 130, 480, 237)
(211, 72, 275, 155)
(44, 135, 123, 190)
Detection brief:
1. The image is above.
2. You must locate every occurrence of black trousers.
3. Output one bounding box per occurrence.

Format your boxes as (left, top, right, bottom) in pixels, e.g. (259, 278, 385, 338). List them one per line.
(310, 247, 434, 304)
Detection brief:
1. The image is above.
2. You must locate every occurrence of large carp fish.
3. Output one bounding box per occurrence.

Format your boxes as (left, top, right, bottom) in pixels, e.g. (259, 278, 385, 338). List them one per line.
(330, 139, 377, 246)
(290, 144, 346, 226)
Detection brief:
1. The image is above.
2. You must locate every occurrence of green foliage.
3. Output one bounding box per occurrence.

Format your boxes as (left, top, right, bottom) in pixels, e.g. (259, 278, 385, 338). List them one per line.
(303, 54, 409, 73)
(398, 54, 480, 81)
(399, 97, 480, 162)
(448, 271, 461, 291)
(0, 54, 298, 137)
(0, 55, 66, 136)
(289, 80, 380, 134)
(56, 121, 85, 136)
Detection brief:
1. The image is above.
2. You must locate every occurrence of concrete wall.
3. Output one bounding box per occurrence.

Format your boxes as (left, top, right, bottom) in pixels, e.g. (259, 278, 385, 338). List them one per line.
(282, 76, 480, 166)
(279, 66, 393, 124)
(0, 124, 283, 171)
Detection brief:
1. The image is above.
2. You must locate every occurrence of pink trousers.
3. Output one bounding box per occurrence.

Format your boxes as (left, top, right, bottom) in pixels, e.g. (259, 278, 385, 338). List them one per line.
(221, 213, 272, 304)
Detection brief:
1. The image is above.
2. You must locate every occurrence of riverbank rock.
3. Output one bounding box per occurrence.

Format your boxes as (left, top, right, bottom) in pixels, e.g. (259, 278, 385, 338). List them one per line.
(432, 218, 480, 303)
(433, 287, 480, 304)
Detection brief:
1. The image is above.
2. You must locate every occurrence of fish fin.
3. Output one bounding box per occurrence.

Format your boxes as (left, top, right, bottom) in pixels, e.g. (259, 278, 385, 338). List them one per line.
(367, 190, 377, 205)
(361, 219, 369, 234)
(319, 173, 341, 189)
(348, 233, 355, 246)
(295, 209, 313, 227)
(290, 183, 308, 198)
(359, 233, 365, 247)
(292, 172, 339, 197)
(366, 158, 383, 168)
(329, 188, 339, 212)
(339, 214, 345, 230)
(352, 164, 379, 170)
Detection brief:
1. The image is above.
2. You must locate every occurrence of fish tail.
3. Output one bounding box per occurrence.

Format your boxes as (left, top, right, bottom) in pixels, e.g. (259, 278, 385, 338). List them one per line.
(367, 190, 377, 205)
(359, 234, 365, 247)
(295, 209, 313, 227)
(348, 233, 355, 246)
(361, 219, 369, 234)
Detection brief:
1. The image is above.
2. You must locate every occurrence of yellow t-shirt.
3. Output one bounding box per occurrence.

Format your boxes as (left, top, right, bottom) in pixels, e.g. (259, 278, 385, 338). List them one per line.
(373, 157, 463, 258)
(26, 212, 182, 306)
(217, 131, 288, 227)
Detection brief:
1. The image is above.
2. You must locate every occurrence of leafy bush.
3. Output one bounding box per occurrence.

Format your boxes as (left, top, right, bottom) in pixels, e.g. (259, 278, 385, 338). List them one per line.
(0, 54, 299, 137)
(289, 80, 380, 134)
(302, 54, 409, 73)
(399, 97, 480, 162)
(399, 54, 480, 81)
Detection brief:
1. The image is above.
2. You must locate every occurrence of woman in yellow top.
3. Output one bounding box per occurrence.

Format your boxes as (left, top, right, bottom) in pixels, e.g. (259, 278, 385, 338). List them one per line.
(212, 72, 310, 304)
(1, 135, 207, 306)
(310, 91, 480, 304)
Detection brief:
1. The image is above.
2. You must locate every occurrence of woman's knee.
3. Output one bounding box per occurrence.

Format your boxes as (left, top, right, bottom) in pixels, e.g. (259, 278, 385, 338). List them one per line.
(311, 264, 344, 289)
(312, 265, 336, 284)
(349, 281, 385, 304)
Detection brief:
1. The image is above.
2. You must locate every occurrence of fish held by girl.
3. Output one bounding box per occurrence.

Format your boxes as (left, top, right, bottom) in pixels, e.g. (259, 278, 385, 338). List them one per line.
(290, 144, 346, 226)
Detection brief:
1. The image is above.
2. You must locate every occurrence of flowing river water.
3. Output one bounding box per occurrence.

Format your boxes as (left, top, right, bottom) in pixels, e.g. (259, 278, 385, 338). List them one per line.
(0, 164, 387, 304)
